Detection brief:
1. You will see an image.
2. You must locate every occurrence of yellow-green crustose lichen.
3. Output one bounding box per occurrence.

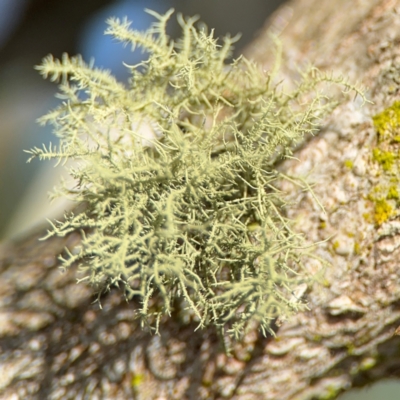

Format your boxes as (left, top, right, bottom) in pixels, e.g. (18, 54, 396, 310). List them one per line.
(368, 101, 400, 225)
(344, 159, 354, 169)
(372, 100, 400, 141)
(27, 9, 365, 341)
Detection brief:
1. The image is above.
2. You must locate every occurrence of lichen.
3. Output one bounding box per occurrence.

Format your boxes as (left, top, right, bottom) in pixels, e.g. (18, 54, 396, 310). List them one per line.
(353, 241, 361, 255)
(344, 160, 354, 169)
(26, 9, 365, 341)
(372, 100, 400, 140)
(368, 101, 400, 226)
(373, 199, 393, 225)
(372, 148, 395, 172)
(387, 184, 399, 200)
(359, 356, 376, 371)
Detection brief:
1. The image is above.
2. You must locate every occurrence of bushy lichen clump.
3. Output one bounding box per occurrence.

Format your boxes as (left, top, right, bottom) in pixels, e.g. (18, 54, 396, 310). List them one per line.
(27, 10, 364, 340)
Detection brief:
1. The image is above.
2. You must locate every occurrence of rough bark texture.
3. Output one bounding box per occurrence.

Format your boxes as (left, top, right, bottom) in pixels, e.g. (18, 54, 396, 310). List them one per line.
(2, 0, 400, 399)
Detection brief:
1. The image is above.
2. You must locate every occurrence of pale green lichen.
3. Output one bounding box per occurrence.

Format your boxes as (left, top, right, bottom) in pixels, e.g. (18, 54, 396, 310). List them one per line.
(26, 9, 365, 341)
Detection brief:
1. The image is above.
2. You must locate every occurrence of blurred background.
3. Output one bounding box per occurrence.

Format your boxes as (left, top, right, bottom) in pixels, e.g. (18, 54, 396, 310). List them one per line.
(0, 1, 399, 398)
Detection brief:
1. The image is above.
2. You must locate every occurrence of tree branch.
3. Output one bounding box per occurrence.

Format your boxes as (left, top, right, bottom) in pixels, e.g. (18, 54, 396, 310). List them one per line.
(2, 0, 400, 398)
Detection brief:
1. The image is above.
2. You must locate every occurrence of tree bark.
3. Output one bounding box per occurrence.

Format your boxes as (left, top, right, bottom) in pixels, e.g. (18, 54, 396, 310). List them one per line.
(2, 0, 400, 399)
